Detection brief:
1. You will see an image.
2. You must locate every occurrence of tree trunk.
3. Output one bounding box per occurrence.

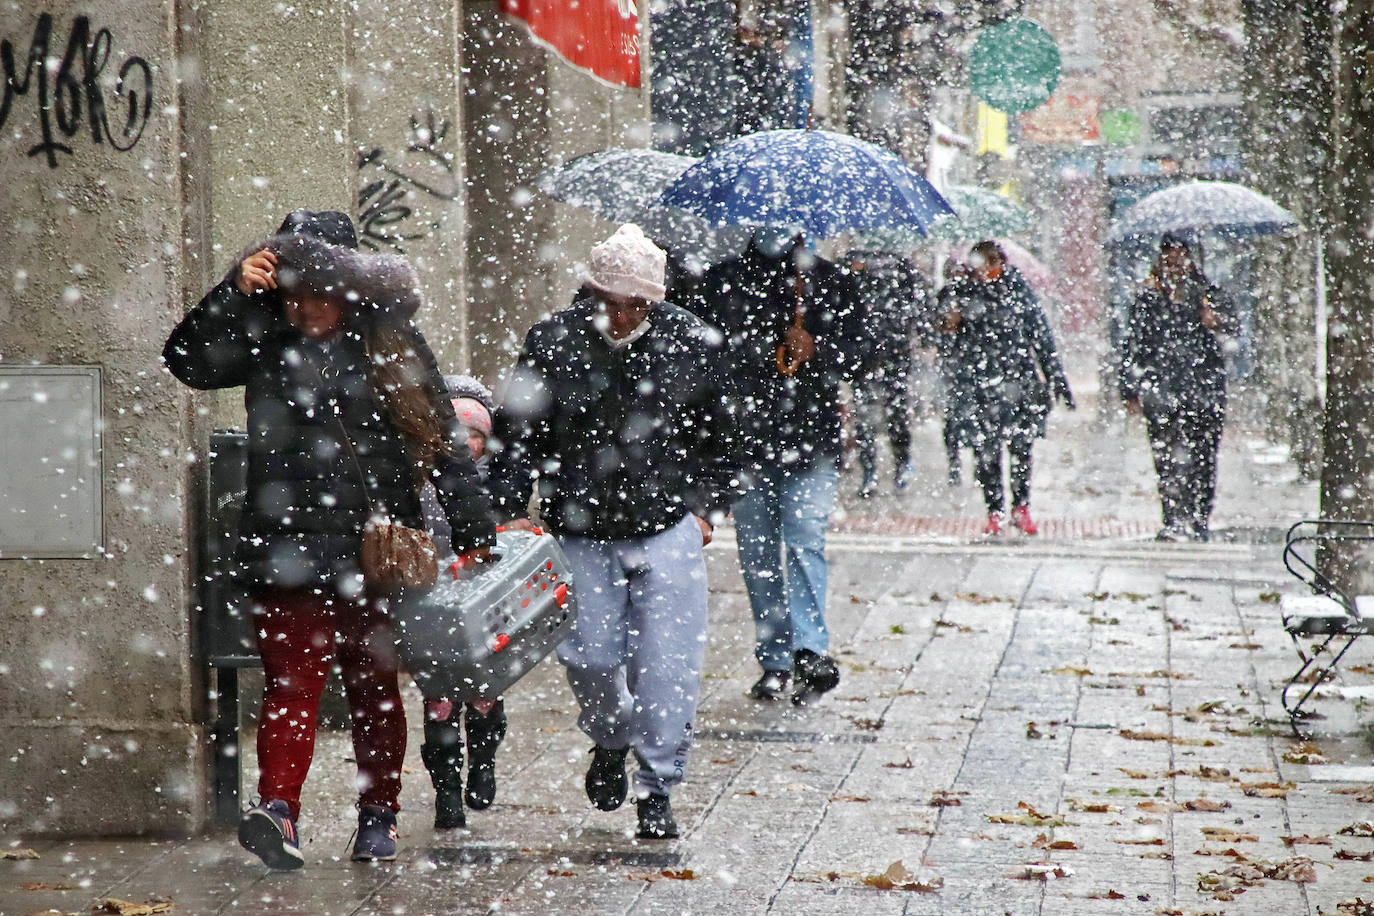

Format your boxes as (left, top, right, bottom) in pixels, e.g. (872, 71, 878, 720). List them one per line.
(1318, 2, 1374, 593)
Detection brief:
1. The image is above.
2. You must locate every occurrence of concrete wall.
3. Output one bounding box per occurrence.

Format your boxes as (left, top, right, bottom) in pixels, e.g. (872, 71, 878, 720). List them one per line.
(0, 0, 648, 836)
(0, 1, 203, 835)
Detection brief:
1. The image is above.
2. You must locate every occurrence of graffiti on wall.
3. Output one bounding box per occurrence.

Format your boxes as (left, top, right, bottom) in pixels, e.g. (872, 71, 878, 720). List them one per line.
(357, 110, 462, 253)
(0, 14, 154, 168)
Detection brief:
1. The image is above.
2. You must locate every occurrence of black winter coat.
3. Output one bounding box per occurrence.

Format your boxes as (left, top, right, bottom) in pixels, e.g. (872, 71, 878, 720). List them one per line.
(163, 261, 495, 593)
(688, 244, 868, 472)
(1119, 275, 1237, 410)
(487, 297, 739, 541)
(941, 268, 1071, 444)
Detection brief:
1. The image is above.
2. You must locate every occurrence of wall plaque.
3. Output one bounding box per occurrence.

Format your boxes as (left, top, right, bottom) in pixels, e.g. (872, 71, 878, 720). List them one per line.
(0, 367, 103, 558)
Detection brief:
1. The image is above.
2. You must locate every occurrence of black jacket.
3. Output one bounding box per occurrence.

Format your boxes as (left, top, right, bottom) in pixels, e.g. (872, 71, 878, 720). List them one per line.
(688, 244, 868, 472)
(941, 268, 1071, 443)
(1119, 274, 1237, 408)
(487, 297, 738, 540)
(163, 242, 495, 592)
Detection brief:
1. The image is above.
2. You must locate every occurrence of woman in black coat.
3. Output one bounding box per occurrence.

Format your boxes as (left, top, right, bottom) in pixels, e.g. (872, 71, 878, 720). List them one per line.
(1119, 234, 1238, 542)
(163, 210, 495, 868)
(941, 241, 1073, 535)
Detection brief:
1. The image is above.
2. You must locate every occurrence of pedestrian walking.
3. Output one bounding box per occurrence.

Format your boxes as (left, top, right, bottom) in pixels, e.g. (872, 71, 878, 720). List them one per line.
(940, 241, 1073, 536)
(163, 210, 496, 869)
(1119, 234, 1238, 542)
(488, 224, 737, 840)
(416, 374, 507, 828)
(847, 249, 930, 498)
(936, 259, 978, 487)
(692, 232, 867, 706)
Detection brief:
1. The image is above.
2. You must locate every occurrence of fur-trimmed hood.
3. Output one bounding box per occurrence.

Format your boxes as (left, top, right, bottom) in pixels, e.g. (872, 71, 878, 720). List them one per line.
(228, 232, 424, 325)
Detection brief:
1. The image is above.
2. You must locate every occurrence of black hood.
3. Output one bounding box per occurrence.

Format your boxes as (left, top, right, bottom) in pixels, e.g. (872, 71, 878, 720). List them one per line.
(277, 209, 358, 249)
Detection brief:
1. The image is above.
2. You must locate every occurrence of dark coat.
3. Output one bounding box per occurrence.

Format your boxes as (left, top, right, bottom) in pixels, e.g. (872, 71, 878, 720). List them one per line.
(687, 243, 868, 473)
(1119, 274, 1237, 410)
(163, 235, 496, 592)
(941, 267, 1071, 444)
(936, 280, 980, 446)
(847, 251, 933, 349)
(487, 297, 739, 541)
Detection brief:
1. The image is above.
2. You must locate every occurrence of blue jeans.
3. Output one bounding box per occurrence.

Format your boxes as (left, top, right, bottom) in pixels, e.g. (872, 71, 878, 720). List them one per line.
(733, 461, 838, 672)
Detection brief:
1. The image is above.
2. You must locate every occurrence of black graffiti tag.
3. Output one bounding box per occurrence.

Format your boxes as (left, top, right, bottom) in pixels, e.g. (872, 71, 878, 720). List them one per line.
(0, 13, 154, 168)
(357, 110, 461, 253)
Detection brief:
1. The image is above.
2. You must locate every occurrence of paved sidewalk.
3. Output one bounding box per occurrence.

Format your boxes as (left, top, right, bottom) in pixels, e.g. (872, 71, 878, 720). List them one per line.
(11, 375, 1373, 916)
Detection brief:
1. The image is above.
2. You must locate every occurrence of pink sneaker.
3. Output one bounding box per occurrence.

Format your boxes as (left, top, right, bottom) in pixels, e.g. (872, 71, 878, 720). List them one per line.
(983, 512, 1004, 536)
(1011, 505, 1038, 535)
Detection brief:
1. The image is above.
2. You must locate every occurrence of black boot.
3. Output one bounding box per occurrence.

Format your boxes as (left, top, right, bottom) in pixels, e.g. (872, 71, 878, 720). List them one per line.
(464, 701, 507, 811)
(421, 719, 465, 829)
(635, 793, 679, 840)
(792, 648, 841, 706)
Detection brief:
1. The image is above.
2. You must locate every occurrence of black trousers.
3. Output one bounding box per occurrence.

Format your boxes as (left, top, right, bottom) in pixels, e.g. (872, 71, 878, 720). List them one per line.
(973, 436, 1033, 514)
(855, 351, 913, 477)
(1143, 400, 1224, 531)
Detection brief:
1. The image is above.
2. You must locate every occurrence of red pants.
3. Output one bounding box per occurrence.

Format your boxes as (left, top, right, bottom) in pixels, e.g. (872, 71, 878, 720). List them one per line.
(252, 588, 406, 820)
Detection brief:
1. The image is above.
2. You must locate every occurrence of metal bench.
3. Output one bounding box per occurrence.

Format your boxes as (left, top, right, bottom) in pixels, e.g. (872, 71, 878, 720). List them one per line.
(1280, 520, 1374, 727)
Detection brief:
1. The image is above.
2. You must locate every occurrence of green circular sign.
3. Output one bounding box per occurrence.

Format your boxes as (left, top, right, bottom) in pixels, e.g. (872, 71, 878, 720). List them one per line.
(968, 19, 1062, 114)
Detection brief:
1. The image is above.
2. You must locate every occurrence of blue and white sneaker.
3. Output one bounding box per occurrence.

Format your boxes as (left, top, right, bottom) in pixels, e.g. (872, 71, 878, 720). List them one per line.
(238, 799, 304, 870)
(351, 805, 398, 862)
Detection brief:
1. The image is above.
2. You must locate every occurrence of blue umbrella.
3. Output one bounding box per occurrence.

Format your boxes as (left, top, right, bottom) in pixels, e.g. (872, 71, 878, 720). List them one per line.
(1110, 180, 1299, 242)
(658, 129, 955, 239)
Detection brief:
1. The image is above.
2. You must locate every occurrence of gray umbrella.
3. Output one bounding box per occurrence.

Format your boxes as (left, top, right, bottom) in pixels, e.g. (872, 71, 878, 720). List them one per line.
(536, 148, 748, 267)
(1110, 180, 1299, 242)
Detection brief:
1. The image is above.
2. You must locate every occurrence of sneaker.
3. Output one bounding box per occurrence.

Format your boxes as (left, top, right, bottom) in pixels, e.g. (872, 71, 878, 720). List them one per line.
(749, 669, 793, 701)
(1189, 523, 1211, 543)
(351, 805, 398, 862)
(635, 793, 680, 840)
(1010, 505, 1038, 536)
(1155, 525, 1188, 543)
(238, 799, 304, 870)
(983, 512, 1004, 536)
(894, 463, 916, 491)
(585, 745, 629, 811)
(792, 648, 840, 706)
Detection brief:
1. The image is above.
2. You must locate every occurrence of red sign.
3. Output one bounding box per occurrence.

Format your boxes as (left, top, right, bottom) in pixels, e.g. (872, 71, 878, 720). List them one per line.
(501, 0, 641, 89)
(1020, 94, 1100, 145)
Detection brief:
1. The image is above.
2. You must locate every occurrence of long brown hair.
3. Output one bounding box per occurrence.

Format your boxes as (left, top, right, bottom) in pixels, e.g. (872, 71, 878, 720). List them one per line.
(365, 321, 455, 479)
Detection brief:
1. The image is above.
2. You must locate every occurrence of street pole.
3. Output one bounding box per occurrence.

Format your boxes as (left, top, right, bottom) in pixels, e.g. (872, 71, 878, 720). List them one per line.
(1318, 2, 1374, 592)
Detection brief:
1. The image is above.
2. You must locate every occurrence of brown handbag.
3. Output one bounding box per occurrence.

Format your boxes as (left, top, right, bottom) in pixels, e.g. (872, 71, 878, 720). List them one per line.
(313, 351, 439, 596)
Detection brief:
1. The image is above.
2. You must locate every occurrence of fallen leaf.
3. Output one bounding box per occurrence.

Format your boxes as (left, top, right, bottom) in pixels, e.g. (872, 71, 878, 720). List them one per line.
(1335, 849, 1374, 861)
(546, 869, 576, 877)
(829, 794, 871, 803)
(1183, 799, 1231, 812)
(1120, 729, 1216, 746)
(895, 826, 932, 836)
(1026, 721, 1044, 739)
(1283, 741, 1328, 765)
(1088, 889, 1127, 899)
(1007, 862, 1073, 880)
(629, 868, 699, 882)
(955, 592, 1013, 605)
(0, 848, 40, 860)
(94, 900, 173, 915)
(928, 791, 963, 807)
(1202, 827, 1258, 842)
(1065, 797, 1121, 814)
(847, 717, 884, 731)
(883, 757, 914, 769)
(1138, 800, 1187, 814)
(1339, 822, 1374, 838)
(1119, 768, 1155, 779)
(1049, 666, 1092, 677)
(1327, 898, 1374, 916)
(21, 882, 81, 891)
(1258, 592, 1281, 603)
(1114, 837, 1166, 846)
(1031, 833, 1078, 851)
(860, 860, 942, 892)
(987, 802, 1066, 827)
(1332, 786, 1374, 803)
(1282, 834, 1332, 847)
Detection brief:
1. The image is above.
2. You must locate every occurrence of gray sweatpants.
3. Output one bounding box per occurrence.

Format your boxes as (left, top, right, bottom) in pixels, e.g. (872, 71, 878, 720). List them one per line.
(556, 514, 708, 798)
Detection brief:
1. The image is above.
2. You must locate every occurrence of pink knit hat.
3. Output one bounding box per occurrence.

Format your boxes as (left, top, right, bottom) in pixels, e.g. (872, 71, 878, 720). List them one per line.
(587, 224, 666, 302)
(452, 397, 492, 437)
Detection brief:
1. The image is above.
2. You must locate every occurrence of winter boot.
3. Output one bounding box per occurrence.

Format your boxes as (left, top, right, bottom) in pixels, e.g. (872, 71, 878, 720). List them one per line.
(238, 799, 304, 870)
(749, 669, 793, 701)
(585, 745, 630, 811)
(635, 793, 680, 840)
(983, 512, 1004, 536)
(421, 719, 466, 829)
(792, 648, 841, 706)
(464, 701, 507, 811)
(351, 805, 398, 862)
(1011, 505, 1038, 536)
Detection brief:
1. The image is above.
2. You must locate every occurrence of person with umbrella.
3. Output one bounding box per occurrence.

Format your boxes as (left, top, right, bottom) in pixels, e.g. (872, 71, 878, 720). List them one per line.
(1119, 234, 1238, 542)
(847, 248, 931, 498)
(691, 231, 867, 705)
(941, 241, 1073, 535)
